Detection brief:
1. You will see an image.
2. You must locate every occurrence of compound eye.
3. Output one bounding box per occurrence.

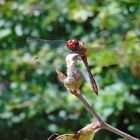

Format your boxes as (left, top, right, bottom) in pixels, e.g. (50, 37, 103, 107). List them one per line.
(67, 38, 79, 50)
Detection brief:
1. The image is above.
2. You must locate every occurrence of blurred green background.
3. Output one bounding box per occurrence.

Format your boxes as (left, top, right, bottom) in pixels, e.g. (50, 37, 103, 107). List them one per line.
(0, 0, 140, 140)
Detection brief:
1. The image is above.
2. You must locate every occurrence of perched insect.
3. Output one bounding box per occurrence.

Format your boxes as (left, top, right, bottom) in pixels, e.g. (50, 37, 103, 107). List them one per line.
(27, 18, 140, 95)
(66, 39, 98, 95)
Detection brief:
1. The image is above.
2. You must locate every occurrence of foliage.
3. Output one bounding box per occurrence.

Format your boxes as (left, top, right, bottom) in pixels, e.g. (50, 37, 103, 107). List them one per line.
(0, 0, 140, 140)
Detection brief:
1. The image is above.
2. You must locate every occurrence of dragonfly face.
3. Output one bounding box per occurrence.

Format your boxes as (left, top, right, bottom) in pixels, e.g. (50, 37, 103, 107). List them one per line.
(67, 38, 79, 50)
(67, 39, 87, 58)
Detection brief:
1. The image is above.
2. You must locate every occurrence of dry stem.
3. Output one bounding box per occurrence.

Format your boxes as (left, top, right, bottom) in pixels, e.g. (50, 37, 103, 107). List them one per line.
(71, 90, 139, 140)
(56, 53, 139, 140)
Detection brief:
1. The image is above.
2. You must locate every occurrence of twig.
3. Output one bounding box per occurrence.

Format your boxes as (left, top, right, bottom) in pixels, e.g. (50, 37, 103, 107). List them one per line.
(56, 53, 139, 140)
(76, 92, 103, 126)
(71, 90, 139, 140)
(102, 123, 139, 140)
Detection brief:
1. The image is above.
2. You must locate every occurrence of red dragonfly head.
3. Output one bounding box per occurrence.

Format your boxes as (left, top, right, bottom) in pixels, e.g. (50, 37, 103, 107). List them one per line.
(66, 38, 79, 50)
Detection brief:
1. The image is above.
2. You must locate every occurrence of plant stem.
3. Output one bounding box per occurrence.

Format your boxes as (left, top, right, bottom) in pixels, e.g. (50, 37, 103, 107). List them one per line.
(76, 93, 103, 126)
(103, 123, 139, 140)
(75, 93, 139, 140)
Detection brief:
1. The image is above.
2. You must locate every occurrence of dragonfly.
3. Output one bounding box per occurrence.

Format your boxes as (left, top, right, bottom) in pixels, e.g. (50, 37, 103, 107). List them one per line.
(27, 19, 140, 96)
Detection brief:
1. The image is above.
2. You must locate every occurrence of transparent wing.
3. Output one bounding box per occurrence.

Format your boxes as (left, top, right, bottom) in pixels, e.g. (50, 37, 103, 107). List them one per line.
(87, 18, 139, 41)
(27, 18, 139, 45)
(87, 40, 140, 52)
(24, 37, 70, 75)
(27, 37, 66, 48)
(86, 16, 140, 53)
(86, 39, 140, 66)
(27, 18, 139, 52)
(25, 18, 140, 71)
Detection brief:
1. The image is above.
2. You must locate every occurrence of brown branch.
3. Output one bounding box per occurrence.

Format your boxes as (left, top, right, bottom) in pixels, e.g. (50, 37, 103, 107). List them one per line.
(102, 123, 139, 140)
(71, 90, 139, 140)
(56, 53, 139, 140)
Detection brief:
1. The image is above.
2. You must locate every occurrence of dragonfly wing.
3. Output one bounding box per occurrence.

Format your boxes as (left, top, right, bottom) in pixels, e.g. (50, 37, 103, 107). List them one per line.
(26, 37, 70, 71)
(27, 37, 66, 49)
(86, 40, 140, 66)
(87, 40, 140, 52)
(87, 18, 140, 41)
(86, 17, 139, 57)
